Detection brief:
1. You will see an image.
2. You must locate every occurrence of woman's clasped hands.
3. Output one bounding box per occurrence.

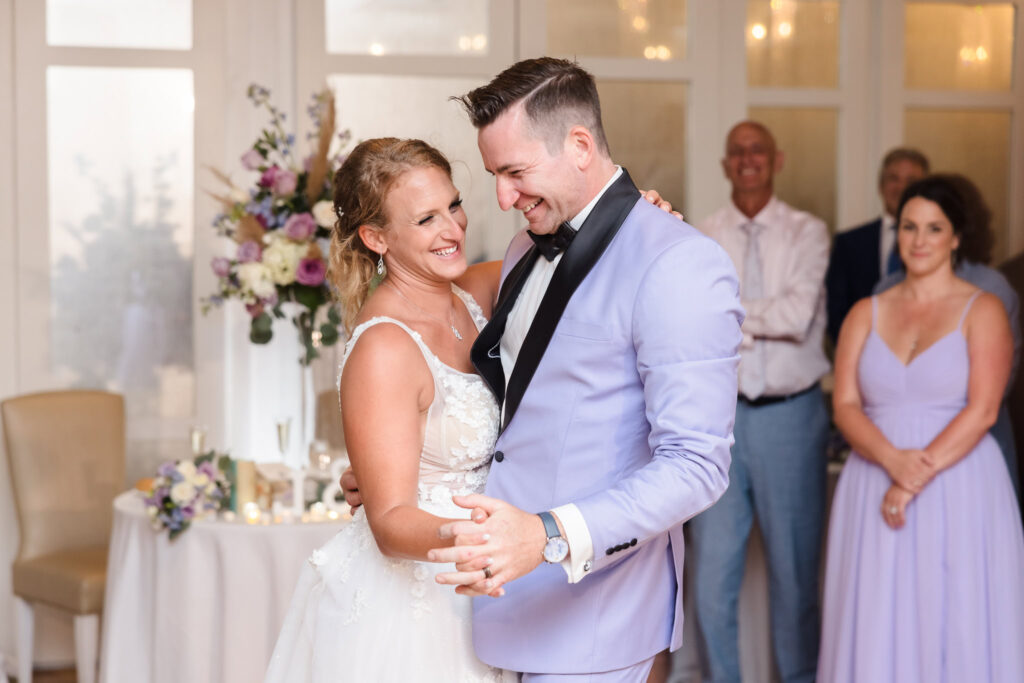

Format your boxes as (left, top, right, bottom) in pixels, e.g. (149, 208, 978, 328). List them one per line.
(880, 448, 936, 529)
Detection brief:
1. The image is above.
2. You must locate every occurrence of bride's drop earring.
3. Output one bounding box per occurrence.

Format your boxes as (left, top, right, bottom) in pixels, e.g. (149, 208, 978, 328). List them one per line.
(377, 253, 385, 276)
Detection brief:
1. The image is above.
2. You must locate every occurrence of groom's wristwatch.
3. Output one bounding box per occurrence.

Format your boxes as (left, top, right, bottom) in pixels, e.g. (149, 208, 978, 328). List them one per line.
(538, 511, 569, 563)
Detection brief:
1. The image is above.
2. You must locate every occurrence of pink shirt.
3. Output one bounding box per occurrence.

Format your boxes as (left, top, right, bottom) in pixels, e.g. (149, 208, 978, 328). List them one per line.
(699, 195, 830, 397)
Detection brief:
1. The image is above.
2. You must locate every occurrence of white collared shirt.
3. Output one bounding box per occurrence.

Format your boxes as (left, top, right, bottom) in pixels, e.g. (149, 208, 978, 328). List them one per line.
(879, 213, 896, 277)
(498, 166, 623, 584)
(698, 195, 831, 398)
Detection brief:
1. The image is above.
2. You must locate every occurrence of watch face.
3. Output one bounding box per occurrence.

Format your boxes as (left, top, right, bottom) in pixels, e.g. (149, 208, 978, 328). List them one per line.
(543, 537, 569, 563)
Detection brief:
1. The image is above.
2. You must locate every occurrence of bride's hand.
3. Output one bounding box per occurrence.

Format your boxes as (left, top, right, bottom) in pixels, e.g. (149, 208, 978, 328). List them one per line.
(640, 189, 683, 220)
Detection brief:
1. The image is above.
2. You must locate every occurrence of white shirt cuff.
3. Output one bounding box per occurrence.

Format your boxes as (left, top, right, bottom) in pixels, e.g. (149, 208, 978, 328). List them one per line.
(551, 503, 594, 583)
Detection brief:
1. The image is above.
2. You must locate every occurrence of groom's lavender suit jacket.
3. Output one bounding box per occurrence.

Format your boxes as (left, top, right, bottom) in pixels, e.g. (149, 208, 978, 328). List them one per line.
(470, 172, 744, 674)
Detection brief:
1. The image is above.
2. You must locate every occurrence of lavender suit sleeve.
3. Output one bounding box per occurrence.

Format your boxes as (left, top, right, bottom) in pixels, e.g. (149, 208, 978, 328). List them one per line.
(573, 235, 744, 574)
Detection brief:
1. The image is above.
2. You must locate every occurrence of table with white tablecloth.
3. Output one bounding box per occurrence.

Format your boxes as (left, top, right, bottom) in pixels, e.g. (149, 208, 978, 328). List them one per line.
(99, 491, 345, 683)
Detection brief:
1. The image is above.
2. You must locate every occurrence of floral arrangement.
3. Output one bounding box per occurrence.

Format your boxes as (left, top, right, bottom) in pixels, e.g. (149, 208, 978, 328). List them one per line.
(144, 453, 230, 540)
(202, 84, 352, 365)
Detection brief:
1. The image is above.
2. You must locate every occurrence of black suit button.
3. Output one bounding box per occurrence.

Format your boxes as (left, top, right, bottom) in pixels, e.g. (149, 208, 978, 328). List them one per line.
(493, 451, 504, 463)
(605, 547, 614, 556)
(630, 538, 637, 547)
(614, 544, 623, 552)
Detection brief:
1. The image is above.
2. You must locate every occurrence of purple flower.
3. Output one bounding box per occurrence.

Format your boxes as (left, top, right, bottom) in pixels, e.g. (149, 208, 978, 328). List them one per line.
(283, 213, 316, 241)
(258, 165, 280, 189)
(157, 461, 177, 478)
(211, 257, 232, 278)
(240, 149, 263, 171)
(272, 169, 298, 196)
(237, 240, 262, 263)
(296, 258, 326, 286)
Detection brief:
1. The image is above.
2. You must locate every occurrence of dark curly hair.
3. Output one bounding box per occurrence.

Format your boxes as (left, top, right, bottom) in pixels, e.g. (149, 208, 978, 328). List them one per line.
(896, 174, 994, 268)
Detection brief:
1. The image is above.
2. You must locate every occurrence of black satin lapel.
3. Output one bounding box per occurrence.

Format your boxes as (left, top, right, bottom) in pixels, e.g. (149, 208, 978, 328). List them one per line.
(501, 171, 642, 431)
(470, 246, 541, 403)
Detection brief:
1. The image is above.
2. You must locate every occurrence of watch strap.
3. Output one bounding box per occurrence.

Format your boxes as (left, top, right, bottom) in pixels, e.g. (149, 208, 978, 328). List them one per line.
(538, 511, 561, 540)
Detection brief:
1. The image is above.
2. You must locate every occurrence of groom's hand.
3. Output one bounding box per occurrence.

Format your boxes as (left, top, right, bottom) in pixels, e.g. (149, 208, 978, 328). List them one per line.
(428, 494, 546, 597)
(339, 467, 362, 513)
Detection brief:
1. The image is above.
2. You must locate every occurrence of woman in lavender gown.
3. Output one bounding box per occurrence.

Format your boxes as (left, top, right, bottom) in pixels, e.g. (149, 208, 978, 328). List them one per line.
(819, 176, 1024, 681)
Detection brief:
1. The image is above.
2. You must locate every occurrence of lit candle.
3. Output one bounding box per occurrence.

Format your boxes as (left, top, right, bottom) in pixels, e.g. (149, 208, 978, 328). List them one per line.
(309, 501, 327, 521)
(243, 502, 261, 525)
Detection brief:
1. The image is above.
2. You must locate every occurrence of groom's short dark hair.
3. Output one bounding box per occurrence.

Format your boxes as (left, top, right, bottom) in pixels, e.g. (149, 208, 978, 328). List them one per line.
(453, 57, 610, 156)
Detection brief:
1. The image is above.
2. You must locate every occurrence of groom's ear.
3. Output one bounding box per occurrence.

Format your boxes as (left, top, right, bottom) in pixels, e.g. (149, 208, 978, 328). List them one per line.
(565, 125, 597, 170)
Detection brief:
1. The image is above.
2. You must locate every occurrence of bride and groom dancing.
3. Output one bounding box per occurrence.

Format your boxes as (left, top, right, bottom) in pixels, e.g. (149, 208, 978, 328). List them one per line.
(265, 57, 744, 682)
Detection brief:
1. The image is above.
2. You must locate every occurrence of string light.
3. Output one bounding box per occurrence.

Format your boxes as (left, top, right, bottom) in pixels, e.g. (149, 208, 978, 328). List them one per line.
(751, 24, 767, 40)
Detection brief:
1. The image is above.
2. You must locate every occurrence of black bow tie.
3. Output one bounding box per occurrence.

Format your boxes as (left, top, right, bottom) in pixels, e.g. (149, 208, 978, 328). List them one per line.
(528, 222, 576, 261)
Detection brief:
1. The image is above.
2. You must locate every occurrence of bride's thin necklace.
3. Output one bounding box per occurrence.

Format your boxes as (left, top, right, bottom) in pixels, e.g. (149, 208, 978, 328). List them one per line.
(385, 281, 463, 341)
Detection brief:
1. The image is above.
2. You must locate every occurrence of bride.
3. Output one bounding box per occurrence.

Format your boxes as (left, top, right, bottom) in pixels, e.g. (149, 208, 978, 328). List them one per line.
(265, 137, 677, 682)
(264, 137, 513, 682)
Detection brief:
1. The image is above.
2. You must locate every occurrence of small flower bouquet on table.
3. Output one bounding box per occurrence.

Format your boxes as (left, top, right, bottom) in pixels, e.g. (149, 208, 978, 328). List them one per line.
(202, 84, 352, 365)
(144, 452, 231, 540)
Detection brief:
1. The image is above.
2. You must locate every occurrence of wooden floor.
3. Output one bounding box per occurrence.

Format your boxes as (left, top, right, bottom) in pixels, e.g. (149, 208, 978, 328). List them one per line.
(14, 669, 76, 683)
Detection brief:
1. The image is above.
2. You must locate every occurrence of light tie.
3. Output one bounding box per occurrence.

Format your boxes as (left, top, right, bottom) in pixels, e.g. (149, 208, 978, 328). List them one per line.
(740, 222, 767, 399)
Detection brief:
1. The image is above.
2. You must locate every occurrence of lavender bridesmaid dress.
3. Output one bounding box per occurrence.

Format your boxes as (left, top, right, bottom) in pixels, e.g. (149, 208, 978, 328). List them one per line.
(819, 293, 1024, 682)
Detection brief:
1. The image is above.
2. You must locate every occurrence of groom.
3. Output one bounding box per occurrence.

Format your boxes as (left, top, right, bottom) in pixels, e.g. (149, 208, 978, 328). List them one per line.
(423, 57, 744, 681)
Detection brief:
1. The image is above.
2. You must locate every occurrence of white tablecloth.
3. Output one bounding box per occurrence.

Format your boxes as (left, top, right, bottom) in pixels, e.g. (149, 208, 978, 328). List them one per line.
(99, 491, 345, 683)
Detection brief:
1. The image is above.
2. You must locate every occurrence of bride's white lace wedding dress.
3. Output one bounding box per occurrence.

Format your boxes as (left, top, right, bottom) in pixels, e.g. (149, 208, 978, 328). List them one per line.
(265, 286, 515, 683)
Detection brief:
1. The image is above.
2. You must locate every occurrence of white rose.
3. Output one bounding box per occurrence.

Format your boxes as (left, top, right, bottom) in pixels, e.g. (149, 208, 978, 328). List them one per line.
(312, 200, 336, 229)
(262, 240, 301, 285)
(170, 481, 195, 505)
(237, 262, 277, 299)
(191, 472, 210, 488)
(176, 460, 197, 479)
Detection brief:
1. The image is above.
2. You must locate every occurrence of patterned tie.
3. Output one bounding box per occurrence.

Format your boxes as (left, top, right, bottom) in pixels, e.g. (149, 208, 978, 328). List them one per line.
(885, 224, 903, 275)
(528, 222, 576, 261)
(740, 222, 766, 399)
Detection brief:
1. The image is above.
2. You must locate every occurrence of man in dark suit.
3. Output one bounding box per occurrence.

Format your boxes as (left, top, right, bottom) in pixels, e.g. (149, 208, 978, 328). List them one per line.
(825, 148, 929, 343)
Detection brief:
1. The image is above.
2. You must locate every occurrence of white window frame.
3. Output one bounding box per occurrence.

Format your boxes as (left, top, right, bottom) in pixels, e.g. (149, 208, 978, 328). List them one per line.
(9, 0, 229, 448)
(880, 0, 1024, 258)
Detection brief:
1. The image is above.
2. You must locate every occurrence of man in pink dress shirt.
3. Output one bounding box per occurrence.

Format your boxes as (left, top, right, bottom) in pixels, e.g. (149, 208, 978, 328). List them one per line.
(692, 121, 831, 683)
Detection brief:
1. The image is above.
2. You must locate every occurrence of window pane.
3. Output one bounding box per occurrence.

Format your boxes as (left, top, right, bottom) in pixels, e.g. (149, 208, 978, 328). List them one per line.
(748, 107, 837, 229)
(47, 67, 195, 475)
(597, 80, 686, 211)
(327, 74, 517, 259)
(746, 0, 839, 88)
(47, 0, 192, 50)
(548, 0, 687, 61)
(325, 0, 489, 56)
(904, 109, 1012, 261)
(905, 2, 1015, 92)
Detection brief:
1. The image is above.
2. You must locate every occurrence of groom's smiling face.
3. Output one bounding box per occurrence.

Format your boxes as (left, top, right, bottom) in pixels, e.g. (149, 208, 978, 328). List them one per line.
(477, 103, 582, 236)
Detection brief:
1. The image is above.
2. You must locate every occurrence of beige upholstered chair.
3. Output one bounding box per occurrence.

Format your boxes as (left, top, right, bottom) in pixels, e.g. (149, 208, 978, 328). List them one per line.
(2, 390, 125, 683)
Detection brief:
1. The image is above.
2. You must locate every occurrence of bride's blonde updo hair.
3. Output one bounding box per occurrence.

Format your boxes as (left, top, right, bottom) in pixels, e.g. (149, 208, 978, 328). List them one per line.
(329, 137, 453, 333)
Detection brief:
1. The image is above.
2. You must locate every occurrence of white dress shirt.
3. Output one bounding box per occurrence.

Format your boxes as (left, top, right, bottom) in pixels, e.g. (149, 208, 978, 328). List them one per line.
(879, 213, 896, 276)
(698, 195, 830, 398)
(499, 166, 623, 583)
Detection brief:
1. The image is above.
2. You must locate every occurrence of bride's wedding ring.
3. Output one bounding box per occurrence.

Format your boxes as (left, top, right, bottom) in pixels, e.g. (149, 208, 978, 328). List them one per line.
(483, 566, 493, 579)
(888, 506, 898, 515)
